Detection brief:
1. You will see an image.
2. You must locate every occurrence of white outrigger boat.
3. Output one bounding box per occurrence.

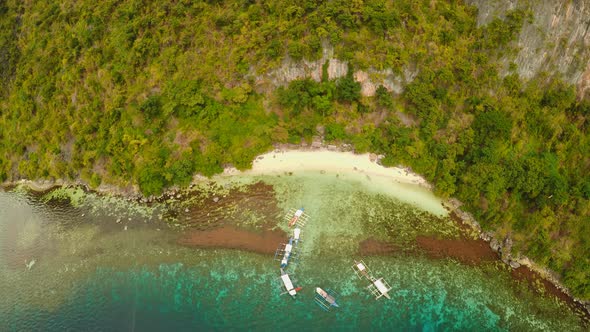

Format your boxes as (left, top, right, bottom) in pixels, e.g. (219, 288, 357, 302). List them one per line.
(279, 268, 302, 298)
(292, 227, 302, 246)
(285, 208, 310, 228)
(314, 287, 339, 311)
(368, 277, 392, 300)
(275, 238, 296, 268)
(352, 260, 392, 300)
(352, 260, 371, 280)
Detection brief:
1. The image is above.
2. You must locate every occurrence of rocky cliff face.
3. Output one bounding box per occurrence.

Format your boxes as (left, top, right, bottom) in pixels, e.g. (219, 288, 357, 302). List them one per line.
(255, 46, 417, 97)
(258, 1, 590, 99)
(466, 0, 590, 98)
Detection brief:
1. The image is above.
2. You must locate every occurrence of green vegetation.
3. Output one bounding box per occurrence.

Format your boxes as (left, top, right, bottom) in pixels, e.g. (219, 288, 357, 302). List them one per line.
(0, 0, 589, 300)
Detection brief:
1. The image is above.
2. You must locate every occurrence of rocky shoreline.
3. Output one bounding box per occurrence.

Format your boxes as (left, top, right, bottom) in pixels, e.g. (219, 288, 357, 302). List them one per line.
(443, 199, 590, 326)
(2, 141, 589, 323)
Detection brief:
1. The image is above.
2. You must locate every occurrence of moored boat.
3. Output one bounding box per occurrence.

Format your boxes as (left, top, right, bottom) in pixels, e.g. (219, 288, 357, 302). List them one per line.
(314, 287, 339, 311)
(293, 227, 302, 245)
(352, 259, 392, 300)
(288, 208, 304, 227)
(280, 238, 294, 268)
(279, 268, 302, 298)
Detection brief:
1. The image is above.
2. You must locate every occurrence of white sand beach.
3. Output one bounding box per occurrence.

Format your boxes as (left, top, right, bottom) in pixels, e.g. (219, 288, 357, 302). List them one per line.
(222, 149, 447, 216)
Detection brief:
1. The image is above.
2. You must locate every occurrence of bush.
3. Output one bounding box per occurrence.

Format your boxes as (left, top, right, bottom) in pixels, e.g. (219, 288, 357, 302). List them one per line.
(138, 167, 166, 196)
(324, 123, 347, 141)
(89, 173, 102, 188)
(139, 95, 162, 119)
(336, 67, 361, 103)
(375, 85, 393, 109)
(472, 108, 512, 143)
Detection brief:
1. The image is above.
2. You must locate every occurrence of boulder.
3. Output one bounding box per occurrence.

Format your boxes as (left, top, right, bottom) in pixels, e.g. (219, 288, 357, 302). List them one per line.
(490, 238, 502, 252)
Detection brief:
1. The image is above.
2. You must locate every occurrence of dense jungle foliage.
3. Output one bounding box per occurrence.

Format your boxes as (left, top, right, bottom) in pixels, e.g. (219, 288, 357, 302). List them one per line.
(0, 0, 589, 299)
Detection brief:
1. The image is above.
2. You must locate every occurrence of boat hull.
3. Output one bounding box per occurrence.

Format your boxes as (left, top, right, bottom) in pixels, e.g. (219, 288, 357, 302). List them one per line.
(316, 287, 338, 307)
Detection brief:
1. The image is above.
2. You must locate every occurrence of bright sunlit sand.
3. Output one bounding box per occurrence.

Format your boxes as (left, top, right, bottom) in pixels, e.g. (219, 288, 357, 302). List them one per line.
(222, 149, 447, 216)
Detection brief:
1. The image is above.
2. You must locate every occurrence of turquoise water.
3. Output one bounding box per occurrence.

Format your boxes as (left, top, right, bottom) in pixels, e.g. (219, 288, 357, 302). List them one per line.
(0, 173, 584, 331)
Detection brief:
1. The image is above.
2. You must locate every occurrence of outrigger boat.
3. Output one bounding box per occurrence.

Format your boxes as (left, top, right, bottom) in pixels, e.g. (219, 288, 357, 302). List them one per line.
(314, 287, 339, 311)
(368, 277, 392, 300)
(352, 260, 371, 280)
(292, 227, 302, 246)
(275, 238, 295, 268)
(352, 259, 392, 300)
(279, 268, 302, 298)
(285, 208, 309, 228)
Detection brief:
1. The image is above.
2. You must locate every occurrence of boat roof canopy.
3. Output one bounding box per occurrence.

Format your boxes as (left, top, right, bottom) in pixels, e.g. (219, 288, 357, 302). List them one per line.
(281, 274, 294, 291)
(374, 278, 390, 294)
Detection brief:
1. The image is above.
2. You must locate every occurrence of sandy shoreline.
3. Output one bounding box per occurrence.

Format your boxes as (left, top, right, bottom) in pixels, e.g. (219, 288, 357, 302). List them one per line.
(222, 148, 447, 216)
(225, 149, 430, 187)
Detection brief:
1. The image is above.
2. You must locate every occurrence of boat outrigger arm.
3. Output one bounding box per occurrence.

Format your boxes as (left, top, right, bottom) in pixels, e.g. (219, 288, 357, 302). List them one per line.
(280, 269, 301, 297)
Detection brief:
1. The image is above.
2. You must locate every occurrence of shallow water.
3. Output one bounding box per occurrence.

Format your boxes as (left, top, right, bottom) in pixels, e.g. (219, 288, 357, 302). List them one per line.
(0, 173, 584, 331)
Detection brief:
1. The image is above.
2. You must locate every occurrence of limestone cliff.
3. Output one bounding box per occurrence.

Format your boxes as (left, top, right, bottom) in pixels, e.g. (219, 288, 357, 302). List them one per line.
(255, 46, 417, 97)
(258, 1, 590, 99)
(466, 0, 590, 98)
